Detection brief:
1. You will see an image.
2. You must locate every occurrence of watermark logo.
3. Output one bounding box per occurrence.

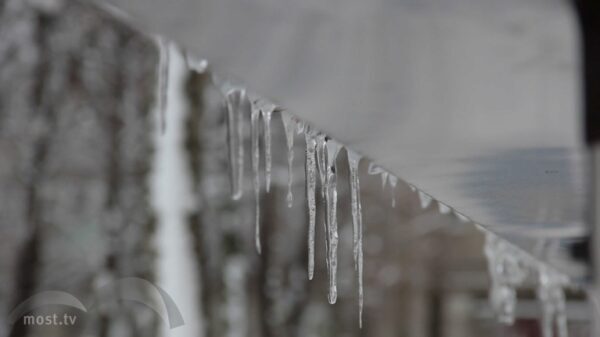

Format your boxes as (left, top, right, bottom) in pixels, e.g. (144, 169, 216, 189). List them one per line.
(8, 277, 184, 329)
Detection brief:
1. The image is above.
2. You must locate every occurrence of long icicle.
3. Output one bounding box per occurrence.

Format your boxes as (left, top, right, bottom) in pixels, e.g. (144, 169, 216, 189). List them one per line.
(347, 150, 364, 327)
(281, 112, 296, 207)
(251, 102, 262, 253)
(325, 138, 341, 304)
(258, 101, 274, 193)
(305, 130, 318, 280)
(225, 89, 246, 200)
(316, 134, 330, 272)
(156, 36, 170, 133)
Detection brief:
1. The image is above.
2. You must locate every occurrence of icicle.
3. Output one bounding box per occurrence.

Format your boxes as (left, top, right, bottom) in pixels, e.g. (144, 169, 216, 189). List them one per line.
(325, 139, 341, 304)
(296, 120, 305, 134)
(260, 104, 274, 193)
(367, 163, 388, 190)
(184, 50, 208, 73)
(251, 102, 261, 254)
(225, 88, 247, 200)
(281, 111, 296, 207)
(316, 134, 328, 198)
(418, 190, 433, 209)
(367, 162, 383, 175)
(388, 175, 398, 208)
(381, 172, 388, 190)
(156, 36, 170, 133)
(537, 266, 569, 337)
(347, 150, 364, 327)
(484, 232, 529, 325)
(315, 134, 329, 271)
(438, 202, 452, 214)
(305, 130, 317, 280)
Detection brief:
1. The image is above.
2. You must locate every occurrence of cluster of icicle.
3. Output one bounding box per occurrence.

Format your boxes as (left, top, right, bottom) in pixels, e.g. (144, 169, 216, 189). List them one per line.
(217, 82, 368, 326)
(154, 42, 572, 333)
(483, 231, 570, 337)
(152, 38, 460, 329)
(218, 83, 477, 329)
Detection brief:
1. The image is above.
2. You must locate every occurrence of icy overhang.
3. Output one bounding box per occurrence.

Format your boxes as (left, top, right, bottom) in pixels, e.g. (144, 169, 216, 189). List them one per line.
(100, 0, 589, 280)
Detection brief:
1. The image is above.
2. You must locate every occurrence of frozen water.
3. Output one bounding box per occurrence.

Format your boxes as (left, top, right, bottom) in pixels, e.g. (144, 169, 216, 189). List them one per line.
(183, 50, 208, 73)
(251, 101, 262, 253)
(315, 134, 330, 272)
(347, 150, 364, 327)
(325, 139, 342, 304)
(316, 134, 327, 199)
(438, 202, 452, 214)
(296, 120, 305, 134)
(418, 190, 433, 209)
(537, 265, 569, 337)
(305, 129, 318, 280)
(214, 86, 572, 331)
(259, 102, 275, 193)
(484, 232, 529, 325)
(367, 163, 389, 191)
(381, 172, 388, 190)
(388, 175, 398, 208)
(224, 88, 246, 200)
(281, 111, 296, 208)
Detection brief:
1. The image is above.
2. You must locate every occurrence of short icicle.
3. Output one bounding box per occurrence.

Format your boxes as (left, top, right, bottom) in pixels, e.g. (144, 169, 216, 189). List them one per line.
(388, 175, 398, 208)
(251, 102, 262, 254)
(281, 112, 296, 207)
(325, 138, 341, 304)
(418, 190, 433, 209)
(316, 134, 328, 198)
(381, 171, 388, 190)
(347, 150, 364, 328)
(184, 50, 208, 73)
(367, 163, 388, 190)
(305, 129, 318, 280)
(438, 202, 452, 215)
(225, 88, 247, 200)
(156, 36, 170, 133)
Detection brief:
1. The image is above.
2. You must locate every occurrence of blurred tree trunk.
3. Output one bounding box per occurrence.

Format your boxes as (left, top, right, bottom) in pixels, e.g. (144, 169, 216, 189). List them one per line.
(184, 71, 313, 337)
(0, 1, 158, 337)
